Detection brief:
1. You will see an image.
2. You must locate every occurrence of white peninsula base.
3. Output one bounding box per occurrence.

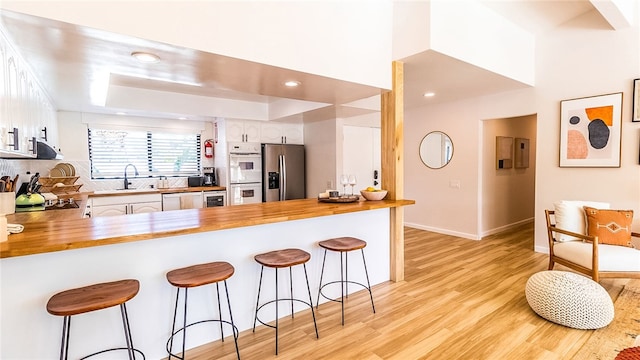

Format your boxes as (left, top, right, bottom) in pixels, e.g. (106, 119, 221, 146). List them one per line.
(1, 209, 390, 359)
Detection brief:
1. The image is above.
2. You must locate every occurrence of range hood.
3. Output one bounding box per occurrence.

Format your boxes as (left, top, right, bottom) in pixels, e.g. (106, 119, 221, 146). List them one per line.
(36, 140, 63, 160)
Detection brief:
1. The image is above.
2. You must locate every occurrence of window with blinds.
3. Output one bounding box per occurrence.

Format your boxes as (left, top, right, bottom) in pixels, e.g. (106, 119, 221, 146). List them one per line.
(88, 128, 201, 179)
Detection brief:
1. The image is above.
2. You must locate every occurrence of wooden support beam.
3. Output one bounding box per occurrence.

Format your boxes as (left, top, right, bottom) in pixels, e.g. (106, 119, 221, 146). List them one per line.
(381, 61, 404, 282)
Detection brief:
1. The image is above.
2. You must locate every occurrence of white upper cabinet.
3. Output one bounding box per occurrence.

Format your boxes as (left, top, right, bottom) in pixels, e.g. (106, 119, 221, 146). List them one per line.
(281, 123, 304, 144)
(0, 28, 57, 158)
(260, 122, 303, 144)
(226, 119, 261, 143)
(224, 119, 303, 144)
(260, 122, 281, 143)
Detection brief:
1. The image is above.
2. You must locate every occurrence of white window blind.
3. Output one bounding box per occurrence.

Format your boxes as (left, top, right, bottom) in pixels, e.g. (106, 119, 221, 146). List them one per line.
(88, 128, 201, 179)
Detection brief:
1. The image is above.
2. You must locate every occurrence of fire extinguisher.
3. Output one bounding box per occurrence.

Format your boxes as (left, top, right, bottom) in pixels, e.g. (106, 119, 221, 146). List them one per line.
(204, 139, 214, 158)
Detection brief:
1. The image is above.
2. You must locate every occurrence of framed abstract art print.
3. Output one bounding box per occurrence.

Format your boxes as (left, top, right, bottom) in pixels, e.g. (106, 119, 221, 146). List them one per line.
(559, 92, 622, 167)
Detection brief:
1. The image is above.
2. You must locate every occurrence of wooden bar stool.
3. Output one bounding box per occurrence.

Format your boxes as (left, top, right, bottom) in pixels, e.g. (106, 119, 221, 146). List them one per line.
(316, 237, 375, 325)
(253, 248, 319, 355)
(46, 279, 144, 360)
(166, 261, 239, 360)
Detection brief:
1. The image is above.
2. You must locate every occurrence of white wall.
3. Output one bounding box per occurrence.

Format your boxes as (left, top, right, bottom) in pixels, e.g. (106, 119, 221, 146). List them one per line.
(430, 0, 535, 85)
(305, 109, 384, 198)
(393, 0, 535, 86)
(533, 9, 640, 251)
(53, 111, 215, 191)
(57, 111, 87, 161)
(392, 0, 431, 60)
(403, 97, 485, 239)
(304, 116, 338, 197)
(212, 120, 228, 188)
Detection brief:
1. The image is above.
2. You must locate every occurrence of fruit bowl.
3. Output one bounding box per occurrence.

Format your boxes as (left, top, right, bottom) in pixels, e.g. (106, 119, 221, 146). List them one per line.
(360, 189, 388, 201)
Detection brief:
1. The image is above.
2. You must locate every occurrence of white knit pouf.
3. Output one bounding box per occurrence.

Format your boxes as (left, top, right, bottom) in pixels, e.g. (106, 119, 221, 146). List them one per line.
(525, 271, 614, 329)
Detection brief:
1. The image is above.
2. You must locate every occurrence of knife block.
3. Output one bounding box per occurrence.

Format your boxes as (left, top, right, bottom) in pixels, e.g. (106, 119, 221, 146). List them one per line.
(0, 193, 15, 215)
(0, 214, 6, 242)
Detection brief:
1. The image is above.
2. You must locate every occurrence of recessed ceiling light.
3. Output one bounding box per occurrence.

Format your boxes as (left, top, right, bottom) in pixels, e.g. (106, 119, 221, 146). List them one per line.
(131, 51, 160, 63)
(284, 81, 301, 87)
(116, 112, 127, 115)
(178, 117, 187, 120)
(423, 92, 435, 97)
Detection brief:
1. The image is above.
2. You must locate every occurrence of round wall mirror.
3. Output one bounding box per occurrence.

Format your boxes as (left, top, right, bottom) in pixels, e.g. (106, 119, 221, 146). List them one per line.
(419, 131, 454, 169)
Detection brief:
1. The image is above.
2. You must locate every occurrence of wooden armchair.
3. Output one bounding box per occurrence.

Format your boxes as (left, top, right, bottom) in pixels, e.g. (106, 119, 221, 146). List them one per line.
(545, 209, 640, 282)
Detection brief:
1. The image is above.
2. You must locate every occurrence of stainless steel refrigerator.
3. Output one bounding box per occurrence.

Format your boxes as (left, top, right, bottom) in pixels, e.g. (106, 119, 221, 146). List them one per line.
(262, 143, 305, 202)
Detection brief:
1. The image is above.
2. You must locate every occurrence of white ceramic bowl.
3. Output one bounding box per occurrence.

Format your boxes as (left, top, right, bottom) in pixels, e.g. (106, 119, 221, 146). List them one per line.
(360, 189, 388, 201)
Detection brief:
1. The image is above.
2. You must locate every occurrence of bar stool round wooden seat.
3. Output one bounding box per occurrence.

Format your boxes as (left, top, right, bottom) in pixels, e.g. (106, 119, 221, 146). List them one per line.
(316, 237, 375, 325)
(166, 261, 240, 360)
(253, 248, 319, 355)
(46, 279, 144, 360)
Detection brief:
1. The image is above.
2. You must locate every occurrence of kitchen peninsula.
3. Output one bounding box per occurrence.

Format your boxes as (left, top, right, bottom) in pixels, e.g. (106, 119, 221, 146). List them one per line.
(1, 197, 413, 359)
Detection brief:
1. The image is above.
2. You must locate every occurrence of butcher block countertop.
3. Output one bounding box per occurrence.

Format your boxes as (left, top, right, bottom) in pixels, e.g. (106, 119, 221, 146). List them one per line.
(1, 198, 414, 259)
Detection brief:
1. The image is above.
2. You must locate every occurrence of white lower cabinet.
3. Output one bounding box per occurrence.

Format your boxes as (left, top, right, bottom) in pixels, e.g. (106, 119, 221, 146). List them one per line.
(131, 202, 163, 214)
(91, 204, 127, 217)
(89, 193, 162, 217)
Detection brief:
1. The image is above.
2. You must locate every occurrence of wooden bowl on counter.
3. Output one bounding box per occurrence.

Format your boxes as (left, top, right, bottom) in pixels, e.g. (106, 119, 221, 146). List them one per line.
(360, 189, 388, 201)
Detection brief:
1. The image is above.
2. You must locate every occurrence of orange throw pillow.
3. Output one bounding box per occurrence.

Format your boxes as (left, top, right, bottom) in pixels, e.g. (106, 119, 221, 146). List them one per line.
(583, 206, 634, 247)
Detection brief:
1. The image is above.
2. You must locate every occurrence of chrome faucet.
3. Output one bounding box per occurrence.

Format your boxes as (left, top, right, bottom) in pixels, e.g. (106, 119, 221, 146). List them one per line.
(123, 163, 139, 190)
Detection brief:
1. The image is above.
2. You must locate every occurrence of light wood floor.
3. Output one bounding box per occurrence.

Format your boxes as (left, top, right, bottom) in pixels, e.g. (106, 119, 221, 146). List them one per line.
(181, 223, 629, 360)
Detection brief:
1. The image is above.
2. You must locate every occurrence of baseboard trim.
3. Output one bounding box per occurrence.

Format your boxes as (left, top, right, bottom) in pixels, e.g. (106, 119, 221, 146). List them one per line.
(405, 218, 536, 241)
(404, 222, 480, 240)
(535, 245, 550, 254)
(480, 217, 534, 238)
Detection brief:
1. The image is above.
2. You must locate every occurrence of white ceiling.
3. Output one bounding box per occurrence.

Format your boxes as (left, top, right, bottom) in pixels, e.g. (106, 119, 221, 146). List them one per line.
(401, 0, 597, 109)
(0, 1, 598, 123)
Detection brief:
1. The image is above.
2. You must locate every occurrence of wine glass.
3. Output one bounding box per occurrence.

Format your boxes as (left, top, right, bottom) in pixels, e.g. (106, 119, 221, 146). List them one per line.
(348, 174, 357, 196)
(340, 174, 349, 197)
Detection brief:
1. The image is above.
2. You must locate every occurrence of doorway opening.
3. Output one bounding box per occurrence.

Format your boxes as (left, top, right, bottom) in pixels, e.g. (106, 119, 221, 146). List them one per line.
(480, 114, 537, 241)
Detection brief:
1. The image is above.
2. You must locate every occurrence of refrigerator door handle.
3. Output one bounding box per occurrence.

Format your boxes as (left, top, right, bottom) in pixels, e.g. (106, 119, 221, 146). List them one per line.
(279, 154, 286, 200)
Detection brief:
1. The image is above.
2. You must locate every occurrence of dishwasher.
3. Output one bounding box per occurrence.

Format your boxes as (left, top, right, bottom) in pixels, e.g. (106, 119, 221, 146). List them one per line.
(162, 192, 204, 211)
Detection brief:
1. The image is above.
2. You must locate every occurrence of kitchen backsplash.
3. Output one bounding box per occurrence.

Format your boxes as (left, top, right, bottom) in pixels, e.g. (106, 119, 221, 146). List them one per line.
(0, 159, 13, 179)
(0, 159, 188, 192)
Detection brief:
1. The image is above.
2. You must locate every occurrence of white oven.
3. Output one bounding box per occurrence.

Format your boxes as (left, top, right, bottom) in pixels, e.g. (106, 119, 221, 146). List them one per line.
(229, 183, 262, 205)
(228, 142, 263, 205)
(229, 143, 262, 184)
(229, 153, 262, 183)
